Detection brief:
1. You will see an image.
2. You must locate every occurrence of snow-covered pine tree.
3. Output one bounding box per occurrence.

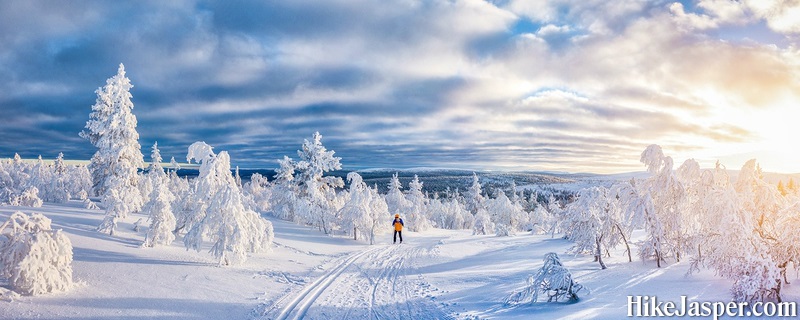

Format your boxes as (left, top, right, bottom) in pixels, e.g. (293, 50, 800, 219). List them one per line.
(405, 175, 432, 232)
(81, 64, 145, 234)
(385, 173, 410, 218)
(292, 132, 344, 234)
(46, 153, 70, 203)
(270, 156, 298, 221)
(464, 172, 485, 215)
(142, 142, 176, 247)
(182, 142, 274, 265)
(0, 211, 73, 295)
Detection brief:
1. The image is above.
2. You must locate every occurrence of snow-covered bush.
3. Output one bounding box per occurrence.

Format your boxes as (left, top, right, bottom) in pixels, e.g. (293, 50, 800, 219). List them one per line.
(81, 64, 145, 234)
(182, 142, 274, 265)
(0, 211, 73, 295)
(10, 186, 43, 208)
(243, 172, 271, 212)
(505, 252, 586, 304)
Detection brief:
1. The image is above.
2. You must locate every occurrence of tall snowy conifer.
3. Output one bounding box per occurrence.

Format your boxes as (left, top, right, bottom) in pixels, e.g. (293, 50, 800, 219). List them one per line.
(81, 64, 144, 234)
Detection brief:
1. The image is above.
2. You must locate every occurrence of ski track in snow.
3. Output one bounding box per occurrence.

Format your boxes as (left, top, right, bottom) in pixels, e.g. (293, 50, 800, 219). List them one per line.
(270, 242, 454, 320)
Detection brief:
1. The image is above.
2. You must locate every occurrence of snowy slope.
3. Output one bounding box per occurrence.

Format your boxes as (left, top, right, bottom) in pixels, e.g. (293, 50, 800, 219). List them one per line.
(1, 202, 797, 319)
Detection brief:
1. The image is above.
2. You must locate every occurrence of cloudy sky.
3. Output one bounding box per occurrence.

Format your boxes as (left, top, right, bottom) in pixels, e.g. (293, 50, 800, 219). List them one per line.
(1, 0, 799, 173)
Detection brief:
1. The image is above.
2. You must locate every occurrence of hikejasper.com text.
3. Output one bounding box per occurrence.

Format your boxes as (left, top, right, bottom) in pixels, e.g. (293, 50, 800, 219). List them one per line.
(627, 296, 797, 319)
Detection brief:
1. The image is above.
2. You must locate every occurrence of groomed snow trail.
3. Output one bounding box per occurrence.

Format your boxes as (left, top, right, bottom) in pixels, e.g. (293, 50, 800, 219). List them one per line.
(270, 241, 453, 320)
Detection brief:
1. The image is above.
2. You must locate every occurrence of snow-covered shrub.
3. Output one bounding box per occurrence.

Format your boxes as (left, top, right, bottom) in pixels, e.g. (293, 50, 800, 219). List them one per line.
(10, 186, 43, 208)
(0, 211, 73, 295)
(505, 252, 586, 304)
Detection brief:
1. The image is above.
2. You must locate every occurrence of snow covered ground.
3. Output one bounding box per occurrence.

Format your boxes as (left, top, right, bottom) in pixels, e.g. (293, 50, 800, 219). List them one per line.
(1, 201, 797, 319)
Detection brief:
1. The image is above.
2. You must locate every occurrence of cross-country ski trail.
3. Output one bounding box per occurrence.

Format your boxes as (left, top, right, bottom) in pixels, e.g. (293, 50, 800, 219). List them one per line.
(267, 237, 454, 320)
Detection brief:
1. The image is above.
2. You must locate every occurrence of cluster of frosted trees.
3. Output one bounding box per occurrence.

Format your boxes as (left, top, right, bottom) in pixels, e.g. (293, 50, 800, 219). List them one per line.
(0, 154, 92, 208)
(256, 137, 558, 242)
(75, 64, 274, 266)
(560, 144, 800, 303)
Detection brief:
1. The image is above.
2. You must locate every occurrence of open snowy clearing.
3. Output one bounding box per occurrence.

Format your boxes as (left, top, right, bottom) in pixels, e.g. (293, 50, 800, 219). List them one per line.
(1, 201, 798, 319)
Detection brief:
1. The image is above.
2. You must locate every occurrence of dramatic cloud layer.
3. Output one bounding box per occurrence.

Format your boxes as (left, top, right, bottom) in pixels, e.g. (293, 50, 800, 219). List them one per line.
(1, 0, 799, 173)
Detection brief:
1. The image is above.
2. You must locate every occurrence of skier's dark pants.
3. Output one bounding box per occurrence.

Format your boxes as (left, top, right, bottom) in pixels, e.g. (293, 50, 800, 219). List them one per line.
(394, 230, 403, 243)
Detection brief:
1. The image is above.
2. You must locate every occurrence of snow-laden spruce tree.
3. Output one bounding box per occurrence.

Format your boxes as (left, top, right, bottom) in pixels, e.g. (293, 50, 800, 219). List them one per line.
(43, 153, 70, 203)
(505, 252, 586, 304)
(486, 190, 526, 236)
(182, 142, 274, 265)
(385, 173, 410, 218)
(405, 175, 432, 232)
(0, 211, 73, 295)
(142, 142, 176, 247)
(464, 172, 485, 215)
(81, 64, 145, 234)
(289, 132, 344, 234)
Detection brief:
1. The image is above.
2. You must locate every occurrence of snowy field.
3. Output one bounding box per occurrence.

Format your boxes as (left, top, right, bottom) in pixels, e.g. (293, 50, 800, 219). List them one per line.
(2, 201, 796, 319)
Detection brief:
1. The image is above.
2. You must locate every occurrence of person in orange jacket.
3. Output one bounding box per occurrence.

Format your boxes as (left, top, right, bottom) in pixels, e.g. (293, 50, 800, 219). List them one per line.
(392, 214, 404, 244)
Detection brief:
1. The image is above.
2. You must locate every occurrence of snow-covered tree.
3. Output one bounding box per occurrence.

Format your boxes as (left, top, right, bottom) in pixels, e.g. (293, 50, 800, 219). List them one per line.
(270, 156, 298, 221)
(181, 142, 274, 265)
(637, 145, 686, 267)
(81, 64, 145, 234)
(289, 132, 343, 234)
(46, 153, 70, 203)
(486, 190, 526, 236)
(472, 208, 493, 235)
(0, 211, 73, 295)
(405, 175, 431, 232)
(505, 252, 586, 304)
(142, 142, 176, 247)
(243, 172, 271, 212)
(562, 186, 634, 269)
(464, 173, 485, 215)
(385, 173, 410, 218)
(340, 172, 374, 242)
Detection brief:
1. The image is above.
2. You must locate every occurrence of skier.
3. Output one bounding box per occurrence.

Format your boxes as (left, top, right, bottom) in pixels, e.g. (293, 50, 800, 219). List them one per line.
(392, 214, 404, 244)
